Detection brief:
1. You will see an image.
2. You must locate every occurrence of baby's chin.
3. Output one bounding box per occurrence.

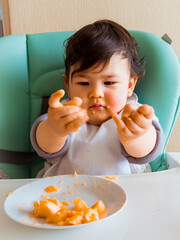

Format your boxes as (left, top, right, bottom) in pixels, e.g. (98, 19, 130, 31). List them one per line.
(87, 115, 112, 126)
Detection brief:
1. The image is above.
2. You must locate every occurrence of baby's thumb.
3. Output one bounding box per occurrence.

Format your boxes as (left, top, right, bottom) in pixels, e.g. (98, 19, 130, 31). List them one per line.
(48, 89, 65, 108)
(64, 97, 82, 107)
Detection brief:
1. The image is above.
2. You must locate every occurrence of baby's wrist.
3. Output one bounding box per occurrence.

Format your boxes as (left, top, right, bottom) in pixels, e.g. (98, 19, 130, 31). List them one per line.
(46, 118, 68, 138)
(37, 120, 68, 153)
(120, 125, 157, 158)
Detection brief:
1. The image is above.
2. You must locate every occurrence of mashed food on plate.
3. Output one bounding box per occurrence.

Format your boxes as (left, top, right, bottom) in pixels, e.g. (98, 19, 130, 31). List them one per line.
(29, 197, 106, 226)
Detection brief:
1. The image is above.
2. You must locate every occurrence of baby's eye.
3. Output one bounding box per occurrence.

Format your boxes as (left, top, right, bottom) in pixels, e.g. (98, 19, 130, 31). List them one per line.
(77, 82, 89, 86)
(104, 81, 115, 85)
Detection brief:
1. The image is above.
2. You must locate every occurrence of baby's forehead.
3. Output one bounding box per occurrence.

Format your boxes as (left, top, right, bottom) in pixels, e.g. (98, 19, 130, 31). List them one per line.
(70, 58, 131, 82)
(69, 53, 128, 77)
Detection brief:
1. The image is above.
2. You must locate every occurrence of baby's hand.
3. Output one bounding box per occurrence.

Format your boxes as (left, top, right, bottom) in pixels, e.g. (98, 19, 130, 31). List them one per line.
(47, 89, 89, 137)
(112, 103, 154, 143)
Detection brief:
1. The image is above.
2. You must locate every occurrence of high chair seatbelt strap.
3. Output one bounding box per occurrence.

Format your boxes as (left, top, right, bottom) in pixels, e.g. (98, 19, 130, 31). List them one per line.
(0, 149, 37, 164)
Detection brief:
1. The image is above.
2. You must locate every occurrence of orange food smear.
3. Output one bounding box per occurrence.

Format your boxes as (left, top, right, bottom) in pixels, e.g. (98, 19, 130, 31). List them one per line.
(73, 171, 78, 177)
(74, 182, 81, 187)
(44, 186, 61, 193)
(105, 163, 111, 168)
(99, 184, 104, 189)
(22, 218, 28, 222)
(74, 128, 79, 132)
(123, 115, 131, 120)
(105, 176, 119, 180)
(62, 201, 71, 206)
(16, 206, 24, 210)
(30, 217, 39, 222)
(29, 197, 106, 226)
(22, 202, 29, 206)
(6, 192, 12, 197)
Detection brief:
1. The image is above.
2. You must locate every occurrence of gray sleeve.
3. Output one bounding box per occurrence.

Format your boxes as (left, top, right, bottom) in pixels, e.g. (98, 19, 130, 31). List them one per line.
(121, 120, 165, 164)
(30, 114, 72, 160)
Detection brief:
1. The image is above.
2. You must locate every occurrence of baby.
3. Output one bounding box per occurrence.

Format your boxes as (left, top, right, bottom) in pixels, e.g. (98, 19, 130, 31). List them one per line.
(31, 19, 164, 177)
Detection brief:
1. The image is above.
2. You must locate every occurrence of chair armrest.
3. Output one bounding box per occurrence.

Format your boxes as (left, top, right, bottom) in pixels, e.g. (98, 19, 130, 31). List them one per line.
(166, 152, 180, 169)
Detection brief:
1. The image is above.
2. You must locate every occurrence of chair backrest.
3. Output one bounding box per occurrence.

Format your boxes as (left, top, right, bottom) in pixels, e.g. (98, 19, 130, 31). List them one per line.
(0, 31, 179, 178)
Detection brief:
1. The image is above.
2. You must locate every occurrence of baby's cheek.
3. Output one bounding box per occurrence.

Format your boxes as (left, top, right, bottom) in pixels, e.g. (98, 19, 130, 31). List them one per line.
(107, 95, 126, 113)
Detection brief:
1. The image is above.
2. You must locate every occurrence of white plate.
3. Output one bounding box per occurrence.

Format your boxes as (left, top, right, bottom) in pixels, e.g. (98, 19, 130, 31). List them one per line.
(4, 175, 127, 229)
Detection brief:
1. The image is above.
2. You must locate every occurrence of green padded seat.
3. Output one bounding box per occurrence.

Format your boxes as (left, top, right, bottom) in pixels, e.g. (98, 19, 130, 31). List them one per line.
(0, 31, 179, 178)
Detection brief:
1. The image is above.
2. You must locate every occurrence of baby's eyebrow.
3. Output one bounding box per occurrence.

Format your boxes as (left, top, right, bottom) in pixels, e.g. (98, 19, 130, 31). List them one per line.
(71, 71, 88, 81)
(71, 71, 121, 82)
(104, 74, 120, 78)
(72, 73, 120, 78)
(71, 70, 79, 80)
(73, 73, 86, 78)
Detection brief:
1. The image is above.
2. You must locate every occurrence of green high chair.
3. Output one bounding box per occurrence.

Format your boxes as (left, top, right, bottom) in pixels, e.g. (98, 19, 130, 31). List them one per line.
(0, 31, 179, 179)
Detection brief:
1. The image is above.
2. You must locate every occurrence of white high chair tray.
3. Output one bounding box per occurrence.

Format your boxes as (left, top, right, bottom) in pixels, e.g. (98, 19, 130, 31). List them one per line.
(1, 153, 180, 240)
(4, 175, 127, 229)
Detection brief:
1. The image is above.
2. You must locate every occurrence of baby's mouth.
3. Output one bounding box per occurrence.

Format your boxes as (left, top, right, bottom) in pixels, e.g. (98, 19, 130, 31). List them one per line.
(89, 104, 105, 110)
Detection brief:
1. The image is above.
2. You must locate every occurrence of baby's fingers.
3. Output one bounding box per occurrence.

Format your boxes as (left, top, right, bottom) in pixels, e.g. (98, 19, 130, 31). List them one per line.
(112, 113, 128, 131)
(112, 113, 132, 138)
(137, 104, 154, 119)
(64, 97, 82, 107)
(121, 104, 134, 119)
(49, 89, 65, 108)
(66, 114, 89, 131)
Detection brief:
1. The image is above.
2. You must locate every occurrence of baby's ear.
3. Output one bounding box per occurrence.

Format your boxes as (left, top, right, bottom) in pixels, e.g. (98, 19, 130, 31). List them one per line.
(127, 77, 137, 97)
(63, 74, 70, 97)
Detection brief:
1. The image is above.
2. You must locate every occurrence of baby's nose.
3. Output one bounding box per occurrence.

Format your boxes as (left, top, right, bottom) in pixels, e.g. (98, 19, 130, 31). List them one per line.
(88, 87, 104, 99)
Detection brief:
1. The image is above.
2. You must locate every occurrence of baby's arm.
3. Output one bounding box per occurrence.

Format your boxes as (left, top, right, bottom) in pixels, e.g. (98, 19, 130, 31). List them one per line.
(112, 104, 157, 158)
(36, 90, 89, 153)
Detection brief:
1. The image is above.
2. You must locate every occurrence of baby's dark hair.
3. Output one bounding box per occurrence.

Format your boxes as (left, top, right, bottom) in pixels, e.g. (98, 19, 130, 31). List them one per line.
(64, 19, 145, 80)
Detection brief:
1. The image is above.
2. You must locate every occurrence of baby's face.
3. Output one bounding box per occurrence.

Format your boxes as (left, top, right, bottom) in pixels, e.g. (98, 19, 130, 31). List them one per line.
(65, 54, 137, 125)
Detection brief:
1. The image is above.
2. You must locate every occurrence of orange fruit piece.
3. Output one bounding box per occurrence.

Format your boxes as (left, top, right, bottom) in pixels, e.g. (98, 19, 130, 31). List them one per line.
(46, 198, 63, 208)
(46, 208, 71, 224)
(74, 198, 88, 211)
(44, 185, 61, 193)
(30, 199, 61, 218)
(91, 200, 106, 215)
(83, 208, 99, 223)
(66, 213, 84, 225)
